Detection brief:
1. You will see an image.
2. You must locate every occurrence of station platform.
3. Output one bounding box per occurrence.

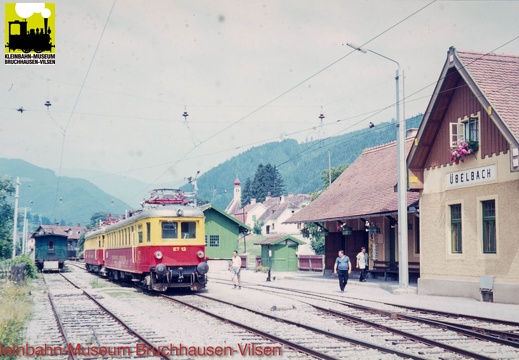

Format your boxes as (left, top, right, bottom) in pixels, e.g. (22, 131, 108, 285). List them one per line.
(207, 268, 519, 323)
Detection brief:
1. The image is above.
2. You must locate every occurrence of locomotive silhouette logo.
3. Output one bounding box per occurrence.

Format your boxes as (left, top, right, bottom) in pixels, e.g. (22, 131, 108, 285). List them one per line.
(5, 3, 55, 62)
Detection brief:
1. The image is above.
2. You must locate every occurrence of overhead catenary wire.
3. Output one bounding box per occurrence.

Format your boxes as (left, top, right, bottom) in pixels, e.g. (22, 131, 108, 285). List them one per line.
(50, 0, 116, 218)
(124, 0, 438, 203)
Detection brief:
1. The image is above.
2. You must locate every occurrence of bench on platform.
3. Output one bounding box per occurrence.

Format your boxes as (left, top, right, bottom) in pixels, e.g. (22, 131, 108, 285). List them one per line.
(369, 260, 420, 281)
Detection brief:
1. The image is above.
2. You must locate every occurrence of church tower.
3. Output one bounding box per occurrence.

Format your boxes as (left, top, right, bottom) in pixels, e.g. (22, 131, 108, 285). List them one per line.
(225, 177, 242, 215)
(233, 177, 241, 207)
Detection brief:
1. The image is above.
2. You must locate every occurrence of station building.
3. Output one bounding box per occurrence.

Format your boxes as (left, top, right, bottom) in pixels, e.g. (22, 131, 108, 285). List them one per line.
(286, 136, 420, 280)
(288, 47, 519, 304)
(408, 47, 519, 304)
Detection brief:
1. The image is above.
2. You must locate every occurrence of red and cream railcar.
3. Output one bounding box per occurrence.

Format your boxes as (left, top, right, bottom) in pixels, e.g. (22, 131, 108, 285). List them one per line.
(84, 192, 208, 292)
(84, 230, 106, 274)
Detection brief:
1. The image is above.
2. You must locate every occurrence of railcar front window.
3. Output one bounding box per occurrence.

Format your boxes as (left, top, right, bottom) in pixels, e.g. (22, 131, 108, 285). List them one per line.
(162, 222, 178, 239)
(181, 222, 197, 239)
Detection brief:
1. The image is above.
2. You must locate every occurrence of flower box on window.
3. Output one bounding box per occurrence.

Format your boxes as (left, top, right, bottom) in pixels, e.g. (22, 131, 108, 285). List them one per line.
(450, 140, 478, 164)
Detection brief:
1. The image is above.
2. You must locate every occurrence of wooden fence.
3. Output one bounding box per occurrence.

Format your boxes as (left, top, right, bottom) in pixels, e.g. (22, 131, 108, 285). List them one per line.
(297, 255, 324, 272)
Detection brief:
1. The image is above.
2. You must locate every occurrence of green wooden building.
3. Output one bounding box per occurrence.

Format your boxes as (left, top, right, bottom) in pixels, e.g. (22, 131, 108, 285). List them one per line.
(201, 204, 251, 259)
(255, 234, 305, 272)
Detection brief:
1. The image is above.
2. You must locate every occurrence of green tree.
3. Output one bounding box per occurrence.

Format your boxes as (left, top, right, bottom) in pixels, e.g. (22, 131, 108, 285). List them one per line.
(77, 233, 86, 255)
(89, 212, 109, 228)
(250, 163, 285, 203)
(241, 177, 252, 206)
(253, 220, 264, 235)
(0, 177, 15, 259)
(307, 222, 325, 255)
(321, 164, 349, 189)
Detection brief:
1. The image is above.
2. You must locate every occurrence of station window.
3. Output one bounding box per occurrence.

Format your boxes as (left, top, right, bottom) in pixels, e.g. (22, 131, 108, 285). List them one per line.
(162, 222, 178, 239)
(450, 204, 462, 253)
(482, 200, 496, 254)
(449, 114, 479, 148)
(181, 222, 197, 239)
(209, 235, 220, 247)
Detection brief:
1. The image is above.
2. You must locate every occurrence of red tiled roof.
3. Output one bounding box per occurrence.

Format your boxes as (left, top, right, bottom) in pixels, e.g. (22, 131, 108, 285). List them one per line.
(258, 194, 311, 222)
(286, 138, 420, 223)
(457, 51, 519, 141)
(31, 225, 86, 240)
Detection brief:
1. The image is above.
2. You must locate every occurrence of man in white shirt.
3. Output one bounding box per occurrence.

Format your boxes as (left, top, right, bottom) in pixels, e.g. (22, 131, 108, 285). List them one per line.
(231, 250, 242, 289)
(356, 247, 368, 282)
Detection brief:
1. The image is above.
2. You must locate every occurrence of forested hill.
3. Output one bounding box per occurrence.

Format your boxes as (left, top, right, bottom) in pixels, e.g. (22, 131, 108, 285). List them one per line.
(195, 114, 423, 209)
(0, 158, 131, 226)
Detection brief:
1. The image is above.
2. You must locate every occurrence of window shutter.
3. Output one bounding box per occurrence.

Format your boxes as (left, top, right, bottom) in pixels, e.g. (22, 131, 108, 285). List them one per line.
(449, 122, 464, 147)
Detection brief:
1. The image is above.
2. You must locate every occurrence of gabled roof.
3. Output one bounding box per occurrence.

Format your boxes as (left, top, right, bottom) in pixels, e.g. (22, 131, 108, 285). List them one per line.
(225, 199, 242, 218)
(200, 203, 252, 232)
(30, 225, 86, 240)
(286, 138, 419, 223)
(258, 194, 311, 222)
(409, 47, 519, 170)
(254, 234, 305, 246)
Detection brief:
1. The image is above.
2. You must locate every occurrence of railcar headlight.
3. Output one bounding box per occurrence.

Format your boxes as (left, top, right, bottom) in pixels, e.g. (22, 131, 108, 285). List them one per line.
(154, 251, 163, 259)
(197, 250, 205, 259)
(176, 209, 184, 216)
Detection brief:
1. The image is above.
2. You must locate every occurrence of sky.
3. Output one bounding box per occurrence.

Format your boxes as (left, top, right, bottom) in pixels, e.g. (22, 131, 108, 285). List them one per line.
(1, 0, 519, 202)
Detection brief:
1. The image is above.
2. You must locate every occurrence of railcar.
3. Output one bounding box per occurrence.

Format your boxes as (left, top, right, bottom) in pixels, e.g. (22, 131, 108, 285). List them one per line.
(84, 229, 106, 274)
(84, 189, 209, 292)
(34, 233, 67, 272)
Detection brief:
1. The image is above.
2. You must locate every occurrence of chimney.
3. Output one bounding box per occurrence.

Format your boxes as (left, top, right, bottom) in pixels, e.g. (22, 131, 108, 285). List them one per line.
(251, 199, 256, 204)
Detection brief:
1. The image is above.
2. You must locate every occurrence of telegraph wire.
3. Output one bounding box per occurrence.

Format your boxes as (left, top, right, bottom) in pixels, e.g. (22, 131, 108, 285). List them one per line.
(51, 0, 116, 218)
(124, 0, 438, 202)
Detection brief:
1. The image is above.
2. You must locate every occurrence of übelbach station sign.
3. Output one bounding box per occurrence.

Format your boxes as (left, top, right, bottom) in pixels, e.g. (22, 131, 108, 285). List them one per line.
(445, 165, 496, 189)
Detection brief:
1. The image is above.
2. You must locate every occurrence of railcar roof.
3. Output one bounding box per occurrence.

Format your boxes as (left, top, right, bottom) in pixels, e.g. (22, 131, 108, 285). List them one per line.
(85, 206, 204, 238)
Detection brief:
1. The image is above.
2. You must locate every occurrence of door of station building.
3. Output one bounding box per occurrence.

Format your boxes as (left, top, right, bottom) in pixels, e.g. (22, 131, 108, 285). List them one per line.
(345, 230, 368, 266)
(325, 232, 344, 271)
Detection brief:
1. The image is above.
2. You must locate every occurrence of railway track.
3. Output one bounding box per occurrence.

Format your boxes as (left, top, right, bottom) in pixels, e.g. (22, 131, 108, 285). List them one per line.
(23, 276, 71, 360)
(162, 293, 420, 359)
(250, 281, 519, 345)
(210, 279, 519, 359)
(39, 273, 168, 359)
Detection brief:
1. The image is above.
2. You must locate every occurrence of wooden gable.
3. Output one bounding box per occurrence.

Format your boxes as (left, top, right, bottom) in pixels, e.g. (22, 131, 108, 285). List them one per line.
(408, 47, 517, 189)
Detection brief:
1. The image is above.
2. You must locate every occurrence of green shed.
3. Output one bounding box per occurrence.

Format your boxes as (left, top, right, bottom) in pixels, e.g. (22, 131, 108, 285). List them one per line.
(201, 204, 251, 259)
(255, 234, 305, 272)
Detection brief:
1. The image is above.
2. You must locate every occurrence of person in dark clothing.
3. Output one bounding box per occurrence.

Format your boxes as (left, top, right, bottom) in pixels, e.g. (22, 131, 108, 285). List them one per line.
(333, 250, 351, 292)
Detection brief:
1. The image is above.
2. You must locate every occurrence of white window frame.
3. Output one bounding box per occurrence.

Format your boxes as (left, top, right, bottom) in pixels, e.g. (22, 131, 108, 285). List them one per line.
(449, 122, 464, 147)
(449, 112, 480, 148)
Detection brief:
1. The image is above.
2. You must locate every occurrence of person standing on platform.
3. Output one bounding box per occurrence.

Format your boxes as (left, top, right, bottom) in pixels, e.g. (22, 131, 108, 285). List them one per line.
(356, 247, 368, 282)
(333, 250, 351, 292)
(231, 250, 242, 289)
